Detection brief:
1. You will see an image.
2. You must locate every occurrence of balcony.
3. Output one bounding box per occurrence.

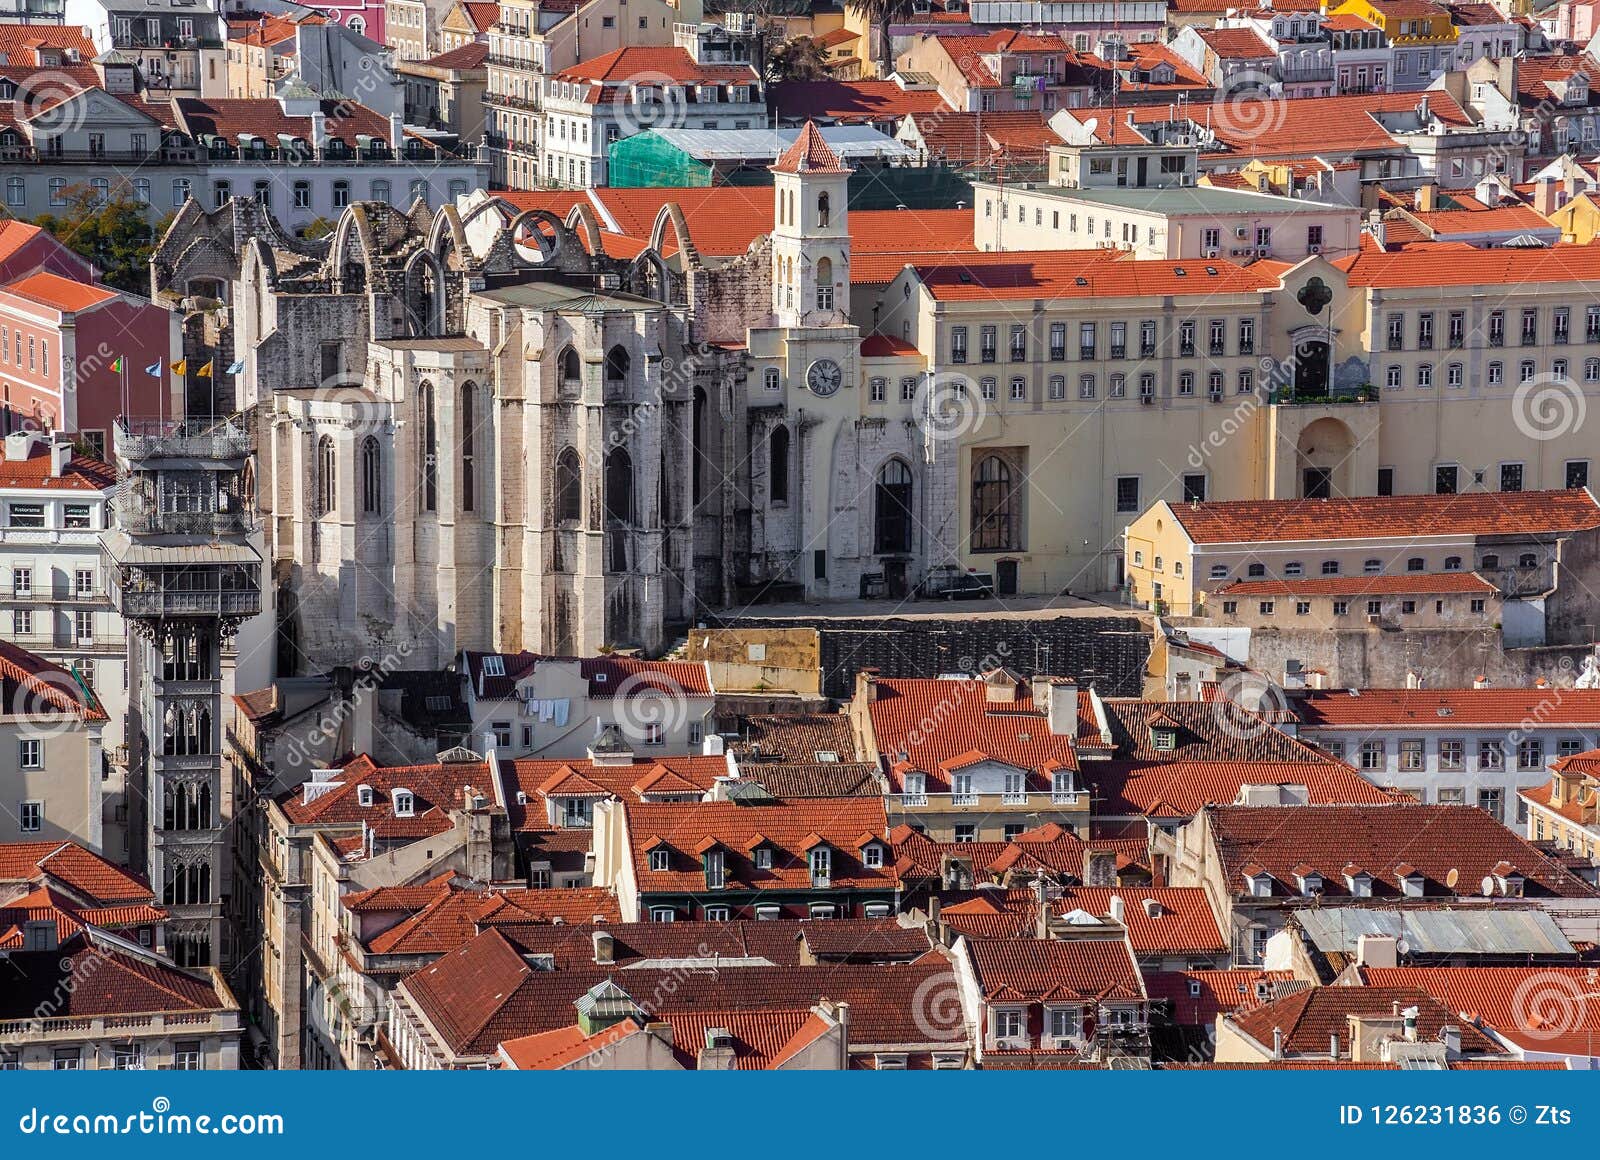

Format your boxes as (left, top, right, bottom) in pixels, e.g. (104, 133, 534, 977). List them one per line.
(951, 792, 979, 806)
(1209, 342, 1226, 357)
(113, 508, 254, 536)
(893, 790, 1088, 810)
(113, 588, 261, 618)
(1079, 345, 1096, 360)
(1109, 345, 1125, 359)
(115, 418, 249, 463)
(1179, 342, 1195, 357)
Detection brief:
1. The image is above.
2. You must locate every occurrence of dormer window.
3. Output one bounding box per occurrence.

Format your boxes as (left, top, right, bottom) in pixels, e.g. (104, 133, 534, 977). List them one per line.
(704, 848, 726, 889)
(1245, 870, 1272, 897)
(754, 846, 773, 870)
(482, 655, 505, 677)
(357, 784, 374, 807)
(649, 846, 670, 872)
(1152, 728, 1177, 751)
(1345, 869, 1373, 898)
(391, 788, 414, 817)
(862, 842, 884, 868)
(904, 772, 926, 798)
(1294, 867, 1323, 897)
(1396, 863, 1424, 898)
(809, 846, 832, 887)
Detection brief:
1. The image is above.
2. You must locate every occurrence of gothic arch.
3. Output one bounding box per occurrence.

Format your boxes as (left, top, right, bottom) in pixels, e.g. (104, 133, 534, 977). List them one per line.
(426, 201, 473, 268)
(627, 249, 674, 304)
(564, 201, 605, 256)
(649, 203, 703, 271)
(507, 208, 567, 264)
(403, 250, 447, 337)
(329, 205, 378, 294)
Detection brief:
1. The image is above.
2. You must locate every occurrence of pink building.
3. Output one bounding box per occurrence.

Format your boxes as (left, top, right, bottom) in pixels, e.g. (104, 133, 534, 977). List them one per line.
(0, 221, 94, 284)
(0, 273, 177, 457)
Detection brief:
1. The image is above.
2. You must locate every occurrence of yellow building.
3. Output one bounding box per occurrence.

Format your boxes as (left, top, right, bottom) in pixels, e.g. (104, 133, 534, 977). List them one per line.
(1331, 0, 1457, 89)
(1522, 749, 1600, 860)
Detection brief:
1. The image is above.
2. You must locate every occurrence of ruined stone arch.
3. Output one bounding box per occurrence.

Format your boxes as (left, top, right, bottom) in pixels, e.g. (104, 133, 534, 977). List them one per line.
(627, 249, 674, 304)
(649, 203, 702, 271)
(426, 202, 473, 270)
(564, 202, 604, 256)
(329, 205, 378, 294)
(506, 208, 568, 265)
(403, 250, 447, 337)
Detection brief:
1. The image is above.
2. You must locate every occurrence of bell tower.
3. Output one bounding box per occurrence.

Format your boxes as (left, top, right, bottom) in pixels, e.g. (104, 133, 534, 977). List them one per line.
(770, 121, 852, 329)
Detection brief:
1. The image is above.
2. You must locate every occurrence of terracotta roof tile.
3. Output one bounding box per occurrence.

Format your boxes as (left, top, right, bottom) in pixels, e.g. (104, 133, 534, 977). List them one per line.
(3, 270, 118, 313)
(912, 250, 1280, 302)
(771, 120, 851, 174)
(772, 79, 951, 123)
(1336, 242, 1600, 287)
(504, 755, 725, 830)
(968, 937, 1144, 1000)
(1168, 489, 1600, 543)
(1144, 968, 1295, 1024)
(1205, 803, 1598, 898)
(0, 932, 226, 1021)
(1363, 966, 1600, 1055)
(1227, 986, 1503, 1057)
(1294, 687, 1600, 728)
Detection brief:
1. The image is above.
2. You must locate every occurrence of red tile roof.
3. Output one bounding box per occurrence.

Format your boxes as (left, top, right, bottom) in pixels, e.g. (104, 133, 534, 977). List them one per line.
(363, 883, 621, 956)
(911, 250, 1279, 302)
(3, 270, 118, 314)
(278, 753, 486, 842)
(0, 842, 154, 904)
(1144, 969, 1295, 1025)
(625, 798, 892, 894)
(0, 24, 96, 62)
(1123, 90, 1472, 157)
(421, 42, 489, 70)
(967, 937, 1144, 1000)
(1293, 687, 1600, 728)
(729, 714, 858, 762)
(172, 97, 428, 153)
(0, 932, 228, 1021)
(554, 46, 757, 88)
(1196, 27, 1277, 58)
(901, 108, 1061, 166)
(771, 120, 851, 174)
(1215, 572, 1496, 598)
(867, 676, 1080, 791)
(1227, 986, 1504, 1057)
(1362, 966, 1600, 1055)
(461, 650, 713, 701)
(1166, 489, 1600, 544)
(462, 1, 499, 31)
(503, 755, 726, 830)
(1203, 803, 1599, 898)
(0, 441, 114, 491)
(893, 824, 1150, 884)
(497, 1018, 646, 1068)
(0, 639, 106, 721)
(1337, 242, 1600, 287)
(772, 79, 951, 123)
(1052, 887, 1228, 955)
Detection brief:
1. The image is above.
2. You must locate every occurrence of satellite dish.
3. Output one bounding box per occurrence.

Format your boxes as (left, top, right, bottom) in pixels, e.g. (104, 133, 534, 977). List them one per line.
(1396, 939, 1411, 956)
(1445, 868, 1459, 889)
(1480, 875, 1497, 897)
(1082, 116, 1099, 139)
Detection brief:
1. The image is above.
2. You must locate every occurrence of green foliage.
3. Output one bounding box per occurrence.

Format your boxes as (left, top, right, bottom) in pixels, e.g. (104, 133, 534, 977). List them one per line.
(303, 216, 336, 240)
(767, 36, 830, 83)
(34, 185, 158, 295)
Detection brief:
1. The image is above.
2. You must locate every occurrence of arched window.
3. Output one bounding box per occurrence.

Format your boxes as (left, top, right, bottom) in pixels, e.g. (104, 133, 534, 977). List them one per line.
(555, 446, 582, 522)
(604, 446, 633, 523)
(816, 257, 834, 311)
(874, 458, 913, 554)
(361, 436, 381, 514)
(972, 454, 1019, 551)
(560, 346, 581, 386)
(419, 380, 437, 512)
(605, 345, 630, 383)
(460, 382, 476, 512)
(770, 426, 790, 504)
(315, 435, 336, 516)
(692, 387, 706, 504)
(818, 191, 830, 227)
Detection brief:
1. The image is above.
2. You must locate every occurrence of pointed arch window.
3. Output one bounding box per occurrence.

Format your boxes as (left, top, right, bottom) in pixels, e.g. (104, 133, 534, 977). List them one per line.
(605, 345, 630, 384)
(361, 436, 381, 513)
(315, 435, 336, 516)
(874, 458, 913, 554)
(555, 447, 582, 523)
(560, 345, 581, 388)
(818, 190, 830, 227)
(605, 447, 633, 524)
(419, 380, 437, 512)
(460, 382, 476, 512)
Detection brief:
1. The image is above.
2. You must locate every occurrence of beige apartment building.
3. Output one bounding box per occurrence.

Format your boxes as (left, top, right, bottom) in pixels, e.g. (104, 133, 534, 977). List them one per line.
(0, 641, 108, 854)
(863, 235, 1600, 599)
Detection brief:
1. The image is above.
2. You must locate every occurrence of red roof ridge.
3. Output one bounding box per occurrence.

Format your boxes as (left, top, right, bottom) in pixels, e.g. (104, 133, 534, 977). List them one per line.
(771, 121, 851, 175)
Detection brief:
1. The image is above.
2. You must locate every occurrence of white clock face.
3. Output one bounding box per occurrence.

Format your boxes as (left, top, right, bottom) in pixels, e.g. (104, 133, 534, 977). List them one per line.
(807, 358, 843, 397)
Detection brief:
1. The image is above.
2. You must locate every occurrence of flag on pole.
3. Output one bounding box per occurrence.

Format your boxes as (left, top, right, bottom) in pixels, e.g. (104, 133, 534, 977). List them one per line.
(225, 360, 245, 375)
(197, 361, 213, 377)
(144, 358, 162, 377)
(172, 359, 187, 376)
(109, 356, 124, 373)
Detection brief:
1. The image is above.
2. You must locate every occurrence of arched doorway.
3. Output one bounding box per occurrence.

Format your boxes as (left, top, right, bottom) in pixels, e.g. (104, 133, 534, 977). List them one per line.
(1296, 416, 1355, 497)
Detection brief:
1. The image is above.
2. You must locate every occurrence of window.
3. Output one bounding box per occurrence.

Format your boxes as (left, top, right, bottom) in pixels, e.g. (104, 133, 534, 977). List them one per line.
(1477, 787, 1503, 822)
(1479, 739, 1504, 770)
(1366, 600, 1382, 616)
(1447, 362, 1463, 388)
(1259, 601, 1275, 616)
(1332, 600, 1348, 616)
(19, 739, 40, 769)
(869, 376, 886, 403)
(1567, 461, 1590, 489)
(874, 459, 913, 554)
(555, 447, 582, 522)
(768, 427, 789, 504)
(1049, 322, 1066, 360)
(18, 800, 40, 832)
(1048, 375, 1065, 400)
(1443, 556, 1462, 571)
(314, 436, 336, 517)
(1386, 365, 1403, 389)
(1012, 376, 1028, 400)
(8, 503, 42, 528)
(1247, 563, 1266, 578)
(1115, 476, 1140, 513)
(809, 846, 832, 884)
(1321, 560, 1340, 576)
(1435, 465, 1458, 495)
(1284, 561, 1303, 576)
(1439, 739, 1464, 770)
(1364, 558, 1382, 574)
(900, 377, 916, 402)
(1488, 361, 1502, 385)
(649, 847, 670, 872)
(1518, 738, 1543, 771)
(1399, 739, 1424, 771)
(972, 454, 1020, 551)
(954, 823, 976, 843)
(754, 846, 773, 869)
(980, 325, 996, 362)
(361, 437, 381, 514)
(1077, 375, 1094, 399)
(1359, 739, 1385, 770)
(332, 180, 350, 208)
(951, 326, 967, 363)
(1296, 601, 1310, 615)
(980, 377, 996, 401)
(650, 907, 676, 923)
(1182, 474, 1206, 502)
(1500, 463, 1523, 492)
(763, 367, 780, 391)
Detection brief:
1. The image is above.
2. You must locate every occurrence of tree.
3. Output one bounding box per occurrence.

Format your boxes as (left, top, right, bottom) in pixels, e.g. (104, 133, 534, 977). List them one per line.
(34, 185, 158, 295)
(767, 36, 831, 83)
(850, 0, 918, 77)
(303, 216, 336, 240)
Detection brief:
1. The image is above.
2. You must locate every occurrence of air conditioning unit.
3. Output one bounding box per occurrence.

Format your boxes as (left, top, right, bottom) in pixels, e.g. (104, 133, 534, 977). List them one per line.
(1140, 392, 1155, 405)
(1367, 613, 1382, 624)
(1203, 247, 1219, 258)
(1234, 225, 1249, 238)
(1307, 243, 1322, 254)
(1231, 247, 1249, 255)
(1256, 246, 1271, 256)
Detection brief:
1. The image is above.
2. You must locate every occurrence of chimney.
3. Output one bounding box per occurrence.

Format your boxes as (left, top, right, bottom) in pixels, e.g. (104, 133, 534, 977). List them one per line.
(592, 929, 614, 965)
(1330, 1032, 1340, 1059)
(1047, 680, 1078, 737)
(1405, 669, 1422, 689)
(1473, 674, 1489, 689)
(47, 432, 71, 477)
(1035, 876, 1050, 939)
(1415, 182, 1438, 214)
(1356, 933, 1398, 969)
(697, 1028, 738, 1070)
(855, 668, 880, 703)
(389, 111, 404, 151)
(1533, 175, 1561, 218)
(310, 110, 327, 151)
(834, 999, 850, 1068)
(1366, 208, 1386, 250)
(1272, 1026, 1284, 1060)
(1441, 1025, 1461, 1056)
(1402, 1005, 1419, 1042)
(1141, 897, 1162, 918)
(1107, 895, 1126, 925)
(701, 733, 725, 756)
